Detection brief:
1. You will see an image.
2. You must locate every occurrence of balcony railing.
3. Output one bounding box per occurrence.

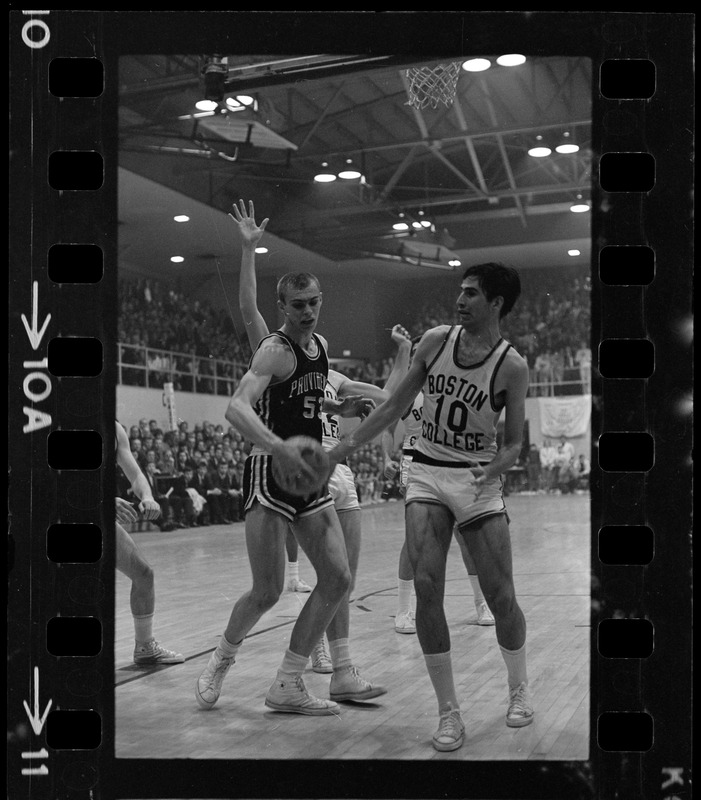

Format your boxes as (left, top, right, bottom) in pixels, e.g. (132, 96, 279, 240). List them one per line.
(117, 342, 590, 398)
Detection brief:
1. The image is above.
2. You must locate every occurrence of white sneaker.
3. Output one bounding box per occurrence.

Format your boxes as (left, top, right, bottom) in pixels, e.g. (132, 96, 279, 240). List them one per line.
(265, 673, 339, 715)
(287, 577, 313, 593)
(475, 601, 495, 626)
(133, 640, 184, 664)
(311, 636, 333, 674)
(432, 703, 465, 751)
(329, 665, 387, 702)
(195, 650, 235, 710)
(506, 681, 534, 727)
(394, 610, 416, 634)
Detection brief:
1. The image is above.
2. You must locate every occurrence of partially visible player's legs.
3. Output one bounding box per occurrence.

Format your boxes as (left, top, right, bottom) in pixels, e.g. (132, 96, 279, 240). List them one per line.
(394, 540, 416, 633)
(296, 507, 386, 704)
(461, 515, 533, 727)
(286, 529, 312, 593)
(197, 503, 336, 713)
(116, 523, 183, 665)
(405, 501, 464, 751)
(452, 526, 495, 626)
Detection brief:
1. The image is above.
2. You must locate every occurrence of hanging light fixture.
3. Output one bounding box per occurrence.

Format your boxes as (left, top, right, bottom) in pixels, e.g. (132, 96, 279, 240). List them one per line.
(338, 158, 361, 180)
(528, 134, 551, 157)
(570, 194, 590, 213)
(462, 58, 491, 72)
(314, 161, 336, 183)
(496, 54, 526, 67)
(556, 131, 579, 154)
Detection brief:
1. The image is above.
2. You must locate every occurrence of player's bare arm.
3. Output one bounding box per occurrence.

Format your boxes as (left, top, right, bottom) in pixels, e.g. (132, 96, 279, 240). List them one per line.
(232, 199, 270, 349)
(471, 351, 529, 489)
(327, 328, 440, 468)
(114, 422, 161, 520)
(225, 339, 317, 481)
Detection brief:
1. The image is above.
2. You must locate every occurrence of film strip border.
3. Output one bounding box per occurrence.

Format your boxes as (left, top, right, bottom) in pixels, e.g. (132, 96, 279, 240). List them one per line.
(7, 12, 693, 800)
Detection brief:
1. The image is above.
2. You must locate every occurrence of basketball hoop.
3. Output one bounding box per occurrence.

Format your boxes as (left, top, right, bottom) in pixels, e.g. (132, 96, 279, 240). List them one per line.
(405, 62, 462, 110)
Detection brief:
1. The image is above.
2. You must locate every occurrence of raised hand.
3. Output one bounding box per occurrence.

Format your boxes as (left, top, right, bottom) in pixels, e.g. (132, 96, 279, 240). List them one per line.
(228, 199, 269, 247)
(390, 324, 412, 348)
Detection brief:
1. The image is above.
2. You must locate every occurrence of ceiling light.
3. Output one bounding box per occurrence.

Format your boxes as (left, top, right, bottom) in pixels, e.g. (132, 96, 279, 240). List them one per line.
(449, 259, 462, 267)
(392, 222, 409, 231)
(556, 143, 580, 154)
(338, 169, 362, 179)
(314, 172, 337, 183)
(170, 256, 184, 263)
(420, 220, 432, 228)
(173, 215, 190, 222)
(225, 96, 247, 111)
(568, 249, 581, 256)
(255, 247, 268, 254)
(497, 54, 526, 67)
(195, 99, 218, 112)
(235, 94, 255, 106)
(528, 146, 552, 157)
(462, 58, 491, 72)
(412, 221, 423, 229)
(570, 203, 590, 213)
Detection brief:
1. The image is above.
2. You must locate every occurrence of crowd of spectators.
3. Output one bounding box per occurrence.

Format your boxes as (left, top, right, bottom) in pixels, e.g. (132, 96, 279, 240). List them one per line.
(117, 417, 401, 532)
(118, 268, 591, 398)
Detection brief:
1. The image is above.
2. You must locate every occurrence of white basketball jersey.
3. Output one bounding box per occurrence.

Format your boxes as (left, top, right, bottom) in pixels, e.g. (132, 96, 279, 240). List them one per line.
(401, 392, 423, 453)
(416, 326, 513, 464)
(321, 369, 345, 452)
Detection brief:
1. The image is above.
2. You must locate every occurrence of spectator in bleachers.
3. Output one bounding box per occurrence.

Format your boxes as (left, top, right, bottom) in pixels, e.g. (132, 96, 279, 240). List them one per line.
(575, 453, 591, 491)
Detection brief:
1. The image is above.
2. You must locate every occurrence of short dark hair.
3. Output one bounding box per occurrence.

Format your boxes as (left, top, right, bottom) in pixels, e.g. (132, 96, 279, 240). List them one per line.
(462, 262, 521, 318)
(277, 272, 321, 302)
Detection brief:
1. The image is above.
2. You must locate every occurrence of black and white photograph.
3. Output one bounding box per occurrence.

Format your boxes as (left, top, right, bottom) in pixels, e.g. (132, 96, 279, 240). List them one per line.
(8, 11, 693, 800)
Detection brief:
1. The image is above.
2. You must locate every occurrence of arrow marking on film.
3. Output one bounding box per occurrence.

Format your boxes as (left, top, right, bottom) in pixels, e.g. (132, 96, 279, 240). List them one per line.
(22, 667, 52, 736)
(21, 281, 52, 350)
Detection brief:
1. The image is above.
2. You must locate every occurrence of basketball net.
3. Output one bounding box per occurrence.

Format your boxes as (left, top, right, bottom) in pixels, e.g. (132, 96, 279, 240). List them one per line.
(405, 62, 462, 110)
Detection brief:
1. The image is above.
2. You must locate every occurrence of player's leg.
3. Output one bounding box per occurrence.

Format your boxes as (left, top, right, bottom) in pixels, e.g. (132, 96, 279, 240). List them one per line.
(405, 501, 465, 750)
(262, 506, 349, 715)
(286, 529, 312, 593)
(196, 503, 287, 710)
(116, 522, 183, 664)
(452, 526, 495, 626)
(461, 514, 533, 727)
(295, 507, 386, 703)
(394, 539, 416, 633)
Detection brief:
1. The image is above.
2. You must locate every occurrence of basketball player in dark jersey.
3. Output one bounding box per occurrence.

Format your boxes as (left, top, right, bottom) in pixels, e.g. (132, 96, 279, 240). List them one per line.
(115, 421, 184, 664)
(195, 202, 386, 716)
(326, 263, 533, 750)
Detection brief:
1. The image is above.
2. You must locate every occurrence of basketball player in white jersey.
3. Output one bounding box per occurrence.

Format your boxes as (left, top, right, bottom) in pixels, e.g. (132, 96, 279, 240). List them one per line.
(382, 332, 495, 633)
(195, 201, 386, 717)
(326, 263, 533, 751)
(115, 421, 184, 665)
(230, 199, 406, 677)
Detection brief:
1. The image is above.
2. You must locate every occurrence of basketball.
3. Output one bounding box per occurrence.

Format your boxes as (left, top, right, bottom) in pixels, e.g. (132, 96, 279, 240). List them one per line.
(272, 435, 330, 497)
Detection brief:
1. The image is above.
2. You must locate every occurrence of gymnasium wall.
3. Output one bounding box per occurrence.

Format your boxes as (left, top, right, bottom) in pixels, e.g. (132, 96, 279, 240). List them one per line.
(116, 385, 591, 460)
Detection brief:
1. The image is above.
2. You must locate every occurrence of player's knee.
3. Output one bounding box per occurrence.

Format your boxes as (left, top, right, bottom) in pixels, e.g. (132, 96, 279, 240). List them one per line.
(250, 585, 282, 612)
(318, 564, 351, 599)
(133, 561, 154, 586)
(485, 586, 516, 618)
(413, 569, 443, 602)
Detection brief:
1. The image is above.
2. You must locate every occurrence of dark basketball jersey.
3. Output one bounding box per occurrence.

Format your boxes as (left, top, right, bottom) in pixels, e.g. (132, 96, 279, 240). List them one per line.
(249, 330, 329, 456)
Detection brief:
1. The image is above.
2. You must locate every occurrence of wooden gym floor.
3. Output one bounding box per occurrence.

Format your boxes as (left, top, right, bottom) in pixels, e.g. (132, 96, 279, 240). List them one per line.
(115, 493, 590, 761)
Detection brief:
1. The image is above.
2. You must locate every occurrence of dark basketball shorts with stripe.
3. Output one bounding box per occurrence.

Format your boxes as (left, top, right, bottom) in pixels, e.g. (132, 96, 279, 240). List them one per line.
(243, 453, 335, 522)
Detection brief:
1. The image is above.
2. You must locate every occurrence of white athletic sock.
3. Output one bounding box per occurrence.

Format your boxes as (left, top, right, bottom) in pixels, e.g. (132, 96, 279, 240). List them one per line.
(468, 574, 485, 605)
(328, 637, 352, 670)
(424, 651, 460, 713)
(500, 642, 528, 689)
(279, 648, 308, 676)
(217, 633, 242, 659)
(397, 578, 414, 614)
(133, 613, 154, 645)
(288, 561, 300, 581)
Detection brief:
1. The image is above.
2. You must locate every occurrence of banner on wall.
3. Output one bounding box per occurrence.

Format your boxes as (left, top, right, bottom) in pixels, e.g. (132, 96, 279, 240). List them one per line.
(538, 394, 591, 438)
(162, 382, 178, 432)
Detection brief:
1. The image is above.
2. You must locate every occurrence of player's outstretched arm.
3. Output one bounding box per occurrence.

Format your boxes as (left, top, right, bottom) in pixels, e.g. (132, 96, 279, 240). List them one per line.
(230, 198, 270, 349)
